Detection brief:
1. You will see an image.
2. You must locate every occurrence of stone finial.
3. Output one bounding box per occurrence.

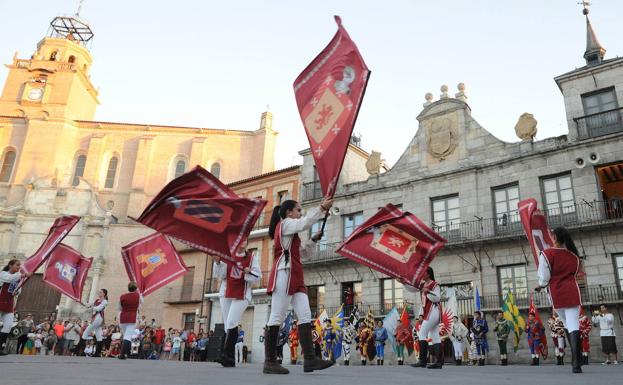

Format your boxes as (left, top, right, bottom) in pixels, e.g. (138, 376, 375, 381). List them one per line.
(366, 151, 383, 175)
(423, 92, 433, 107)
(514, 112, 538, 141)
(440, 85, 449, 99)
(455, 82, 467, 102)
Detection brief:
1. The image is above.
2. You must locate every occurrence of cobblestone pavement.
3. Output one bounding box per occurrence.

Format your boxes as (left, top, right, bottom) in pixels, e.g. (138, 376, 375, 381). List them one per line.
(1, 356, 621, 385)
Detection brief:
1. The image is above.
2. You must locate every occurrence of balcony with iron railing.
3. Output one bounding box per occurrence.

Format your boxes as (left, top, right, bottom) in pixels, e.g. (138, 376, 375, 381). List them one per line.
(301, 199, 623, 265)
(163, 284, 205, 304)
(574, 107, 623, 139)
(251, 209, 273, 232)
(302, 180, 323, 202)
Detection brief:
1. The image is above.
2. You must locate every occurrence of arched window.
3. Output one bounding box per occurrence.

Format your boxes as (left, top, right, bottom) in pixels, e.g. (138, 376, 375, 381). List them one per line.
(104, 156, 118, 189)
(210, 162, 221, 179)
(0, 150, 16, 183)
(50, 51, 58, 61)
(72, 154, 87, 187)
(68, 55, 76, 64)
(174, 159, 187, 179)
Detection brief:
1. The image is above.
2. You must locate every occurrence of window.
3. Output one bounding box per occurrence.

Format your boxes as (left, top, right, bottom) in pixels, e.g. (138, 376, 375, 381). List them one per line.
(614, 253, 623, 293)
(277, 190, 289, 204)
(104, 156, 118, 189)
(181, 266, 195, 301)
(68, 55, 76, 64)
(72, 154, 87, 187)
(493, 184, 520, 231)
(431, 195, 460, 238)
(581, 88, 621, 137)
(182, 313, 195, 332)
(0, 149, 16, 183)
(382, 279, 404, 308)
(542, 174, 575, 218)
(307, 285, 325, 312)
(341, 281, 362, 305)
(210, 162, 221, 179)
(342, 212, 364, 239)
(310, 220, 328, 251)
(50, 51, 57, 61)
(174, 159, 186, 179)
(498, 264, 528, 299)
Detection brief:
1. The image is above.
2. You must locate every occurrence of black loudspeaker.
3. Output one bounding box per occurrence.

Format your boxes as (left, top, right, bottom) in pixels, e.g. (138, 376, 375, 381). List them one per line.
(206, 336, 223, 361)
(213, 323, 225, 337)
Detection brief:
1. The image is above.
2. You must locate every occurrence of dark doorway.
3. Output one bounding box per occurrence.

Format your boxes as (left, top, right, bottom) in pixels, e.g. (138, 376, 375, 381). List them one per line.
(341, 281, 362, 316)
(596, 162, 623, 219)
(15, 274, 61, 323)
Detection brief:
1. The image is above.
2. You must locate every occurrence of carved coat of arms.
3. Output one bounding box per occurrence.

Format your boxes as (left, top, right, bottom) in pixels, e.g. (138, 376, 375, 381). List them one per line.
(426, 118, 457, 160)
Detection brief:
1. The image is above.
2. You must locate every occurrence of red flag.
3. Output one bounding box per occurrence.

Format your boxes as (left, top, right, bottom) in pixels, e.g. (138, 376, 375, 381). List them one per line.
(398, 306, 414, 355)
(121, 233, 188, 297)
(18, 215, 80, 289)
(42, 244, 92, 304)
(529, 294, 548, 360)
(518, 199, 554, 265)
(135, 166, 267, 265)
(294, 16, 370, 198)
(336, 204, 446, 288)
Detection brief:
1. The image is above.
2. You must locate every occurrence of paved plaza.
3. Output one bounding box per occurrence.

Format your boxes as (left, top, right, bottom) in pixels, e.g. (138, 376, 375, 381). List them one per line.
(1, 356, 622, 385)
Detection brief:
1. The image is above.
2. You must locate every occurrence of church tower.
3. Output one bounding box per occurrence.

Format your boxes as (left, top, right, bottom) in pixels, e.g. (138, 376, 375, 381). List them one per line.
(0, 15, 99, 121)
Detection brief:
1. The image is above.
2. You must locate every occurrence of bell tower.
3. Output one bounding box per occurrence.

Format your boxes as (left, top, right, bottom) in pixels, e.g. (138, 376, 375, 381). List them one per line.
(0, 15, 99, 121)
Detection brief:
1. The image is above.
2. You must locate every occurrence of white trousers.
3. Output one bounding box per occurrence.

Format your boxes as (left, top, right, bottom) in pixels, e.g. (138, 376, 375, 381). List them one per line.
(1, 312, 14, 333)
(452, 340, 464, 359)
(120, 323, 135, 342)
(554, 336, 566, 355)
(82, 314, 103, 341)
(556, 307, 580, 332)
(418, 306, 441, 344)
(235, 342, 244, 363)
(219, 297, 249, 330)
(343, 343, 352, 360)
(267, 270, 311, 326)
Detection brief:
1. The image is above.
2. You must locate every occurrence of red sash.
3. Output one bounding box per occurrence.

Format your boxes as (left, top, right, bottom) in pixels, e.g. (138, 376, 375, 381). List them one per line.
(543, 248, 581, 308)
(119, 292, 140, 324)
(267, 221, 306, 295)
(92, 298, 105, 322)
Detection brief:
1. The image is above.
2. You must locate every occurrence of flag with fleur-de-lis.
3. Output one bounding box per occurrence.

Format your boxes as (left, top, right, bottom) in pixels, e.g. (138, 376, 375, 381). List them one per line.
(294, 16, 370, 198)
(336, 204, 446, 288)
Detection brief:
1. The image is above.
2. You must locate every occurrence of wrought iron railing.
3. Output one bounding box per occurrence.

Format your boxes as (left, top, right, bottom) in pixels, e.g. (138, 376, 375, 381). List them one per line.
(302, 180, 323, 201)
(574, 107, 623, 139)
(301, 200, 623, 264)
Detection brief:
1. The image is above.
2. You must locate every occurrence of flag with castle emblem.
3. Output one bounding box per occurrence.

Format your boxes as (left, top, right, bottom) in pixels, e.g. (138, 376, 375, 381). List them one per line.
(294, 16, 370, 198)
(121, 233, 189, 297)
(134, 166, 267, 265)
(518, 198, 554, 265)
(18, 215, 81, 289)
(336, 204, 446, 288)
(42, 243, 92, 304)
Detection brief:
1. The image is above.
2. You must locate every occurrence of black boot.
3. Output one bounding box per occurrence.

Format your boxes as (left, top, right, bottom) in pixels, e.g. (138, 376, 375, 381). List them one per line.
(398, 360, 403, 366)
(94, 341, 103, 357)
(569, 331, 582, 374)
(427, 343, 443, 369)
(535, 357, 540, 366)
(263, 325, 289, 374)
(502, 358, 508, 366)
(531, 357, 536, 366)
(377, 359, 380, 365)
(411, 340, 428, 367)
(361, 359, 366, 366)
(479, 358, 485, 366)
(298, 323, 333, 373)
(381, 359, 384, 365)
(291, 359, 297, 365)
(0, 332, 8, 355)
(217, 327, 237, 367)
(456, 358, 462, 366)
(344, 359, 349, 366)
(583, 354, 589, 365)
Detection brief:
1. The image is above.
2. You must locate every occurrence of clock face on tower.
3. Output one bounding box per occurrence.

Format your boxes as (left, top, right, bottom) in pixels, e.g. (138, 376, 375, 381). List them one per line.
(27, 87, 44, 101)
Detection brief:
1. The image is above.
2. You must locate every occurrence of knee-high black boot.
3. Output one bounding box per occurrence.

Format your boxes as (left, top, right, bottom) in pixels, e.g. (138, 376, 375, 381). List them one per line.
(118, 340, 130, 360)
(411, 340, 428, 367)
(263, 325, 289, 374)
(570, 331, 582, 374)
(427, 343, 443, 369)
(0, 332, 8, 355)
(218, 327, 238, 367)
(298, 323, 334, 373)
(94, 341, 103, 357)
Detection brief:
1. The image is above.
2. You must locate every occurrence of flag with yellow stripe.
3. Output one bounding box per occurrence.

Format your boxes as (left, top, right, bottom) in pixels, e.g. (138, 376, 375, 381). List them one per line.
(502, 289, 525, 352)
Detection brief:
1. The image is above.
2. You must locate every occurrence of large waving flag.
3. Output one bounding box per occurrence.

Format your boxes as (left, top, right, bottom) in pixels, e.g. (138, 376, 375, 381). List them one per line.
(383, 307, 401, 354)
(18, 215, 80, 289)
(502, 290, 525, 352)
(518, 199, 554, 265)
(294, 16, 370, 198)
(134, 166, 266, 266)
(42, 244, 92, 304)
(121, 233, 188, 297)
(331, 305, 345, 359)
(529, 294, 548, 359)
(314, 309, 329, 344)
(441, 288, 458, 336)
(279, 312, 294, 347)
(337, 204, 446, 288)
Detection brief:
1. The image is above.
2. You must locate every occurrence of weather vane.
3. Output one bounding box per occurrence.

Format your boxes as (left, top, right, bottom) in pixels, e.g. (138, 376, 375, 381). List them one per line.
(578, 0, 591, 15)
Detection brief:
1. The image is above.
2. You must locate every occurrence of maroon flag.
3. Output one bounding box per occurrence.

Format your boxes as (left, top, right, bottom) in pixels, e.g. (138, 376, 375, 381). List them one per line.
(135, 166, 267, 265)
(518, 199, 554, 265)
(42, 244, 92, 304)
(18, 215, 80, 289)
(294, 16, 370, 198)
(336, 204, 446, 288)
(121, 233, 188, 297)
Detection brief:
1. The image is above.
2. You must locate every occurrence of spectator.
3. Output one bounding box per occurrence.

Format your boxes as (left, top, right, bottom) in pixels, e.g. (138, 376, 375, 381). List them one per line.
(196, 332, 208, 362)
(150, 319, 157, 329)
(162, 336, 172, 360)
(52, 319, 65, 355)
(170, 331, 182, 361)
(592, 304, 619, 365)
(138, 315, 147, 330)
(153, 325, 165, 354)
(16, 314, 34, 354)
(84, 340, 95, 357)
(63, 318, 79, 356)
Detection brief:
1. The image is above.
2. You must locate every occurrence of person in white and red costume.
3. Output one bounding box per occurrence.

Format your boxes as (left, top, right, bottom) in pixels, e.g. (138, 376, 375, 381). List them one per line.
(406, 266, 443, 369)
(117, 281, 143, 360)
(82, 288, 108, 357)
(213, 248, 261, 367)
(0, 259, 31, 355)
(536, 227, 583, 374)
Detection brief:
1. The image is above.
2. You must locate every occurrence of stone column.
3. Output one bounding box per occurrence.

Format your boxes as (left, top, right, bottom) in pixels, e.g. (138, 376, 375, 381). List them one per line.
(8, 214, 25, 255)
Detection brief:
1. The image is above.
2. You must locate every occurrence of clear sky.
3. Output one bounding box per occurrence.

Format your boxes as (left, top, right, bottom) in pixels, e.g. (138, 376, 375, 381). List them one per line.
(1, 0, 621, 169)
